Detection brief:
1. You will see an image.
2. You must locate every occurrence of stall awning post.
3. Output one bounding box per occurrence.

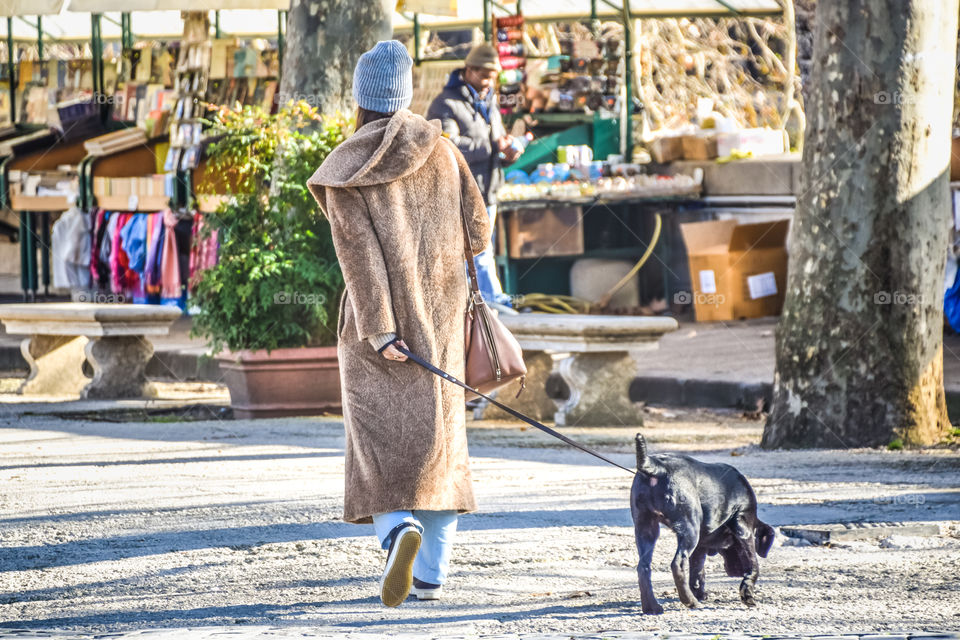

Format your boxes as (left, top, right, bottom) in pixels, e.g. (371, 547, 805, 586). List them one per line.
(622, 5, 633, 161)
(277, 10, 285, 84)
(6, 17, 15, 124)
(483, 0, 491, 41)
(90, 13, 104, 99)
(121, 12, 132, 49)
(37, 16, 44, 61)
(413, 13, 421, 65)
(214, 10, 221, 38)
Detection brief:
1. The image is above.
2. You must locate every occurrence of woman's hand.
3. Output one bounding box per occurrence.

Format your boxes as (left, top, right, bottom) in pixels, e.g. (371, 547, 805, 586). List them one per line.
(381, 338, 409, 362)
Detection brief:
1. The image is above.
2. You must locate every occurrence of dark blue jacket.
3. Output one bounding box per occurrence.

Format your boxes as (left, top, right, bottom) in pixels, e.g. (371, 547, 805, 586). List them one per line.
(426, 69, 506, 205)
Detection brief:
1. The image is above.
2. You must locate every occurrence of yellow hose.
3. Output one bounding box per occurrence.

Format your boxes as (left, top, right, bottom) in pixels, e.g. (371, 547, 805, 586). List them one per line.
(512, 213, 663, 314)
(596, 212, 662, 309)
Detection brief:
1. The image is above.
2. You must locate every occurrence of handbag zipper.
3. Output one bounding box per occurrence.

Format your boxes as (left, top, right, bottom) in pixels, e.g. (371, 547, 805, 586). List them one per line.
(479, 303, 502, 381)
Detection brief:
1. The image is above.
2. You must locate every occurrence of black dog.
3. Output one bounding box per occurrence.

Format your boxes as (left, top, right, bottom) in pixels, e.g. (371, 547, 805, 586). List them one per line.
(630, 434, 775, 614)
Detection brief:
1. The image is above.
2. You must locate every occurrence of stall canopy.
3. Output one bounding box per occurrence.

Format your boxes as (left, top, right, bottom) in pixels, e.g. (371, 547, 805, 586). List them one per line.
(0, 0, 781, 40)
(394, 0, 783, 31)
(0, 1, 65, 17)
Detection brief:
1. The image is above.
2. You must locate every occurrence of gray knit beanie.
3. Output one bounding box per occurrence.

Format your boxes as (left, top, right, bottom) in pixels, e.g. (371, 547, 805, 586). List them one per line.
(352, 40, 413, 113)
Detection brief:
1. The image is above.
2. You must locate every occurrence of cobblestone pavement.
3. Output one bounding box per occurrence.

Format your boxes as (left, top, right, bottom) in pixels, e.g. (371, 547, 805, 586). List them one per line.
(1, 411, 958, 637)
(0, 629, 957, 639)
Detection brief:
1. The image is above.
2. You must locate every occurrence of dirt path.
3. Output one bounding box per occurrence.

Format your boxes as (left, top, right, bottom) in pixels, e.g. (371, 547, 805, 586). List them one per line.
(0, 408, 957, 635)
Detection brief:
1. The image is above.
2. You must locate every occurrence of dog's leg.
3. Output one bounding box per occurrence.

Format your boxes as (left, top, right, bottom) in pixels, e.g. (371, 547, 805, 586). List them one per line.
(670, 522, 701, 609)
(633, 516, 663, 615)
(689, 547, 707, 602)
(734, 519, 760, 607)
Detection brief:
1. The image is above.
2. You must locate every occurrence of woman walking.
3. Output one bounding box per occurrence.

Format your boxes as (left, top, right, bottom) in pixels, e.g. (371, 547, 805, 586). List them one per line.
(306, 41, 492, 607)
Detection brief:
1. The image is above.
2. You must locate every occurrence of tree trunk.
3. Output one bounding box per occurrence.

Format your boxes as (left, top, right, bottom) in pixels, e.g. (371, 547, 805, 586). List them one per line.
(762, 0, 959, 449)
(280, 0, 393, 116)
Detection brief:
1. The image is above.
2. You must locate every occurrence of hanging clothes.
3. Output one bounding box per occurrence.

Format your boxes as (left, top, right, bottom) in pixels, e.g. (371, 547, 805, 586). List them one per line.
(144, 212, 166, 296)
(160, 209, 182, 301)
(110, 212, 138, 295)
(51, 206, 92, 290)
(90, 209, 111, 290)
(188, 212, 219, 293)
(120, 213, 149, 300)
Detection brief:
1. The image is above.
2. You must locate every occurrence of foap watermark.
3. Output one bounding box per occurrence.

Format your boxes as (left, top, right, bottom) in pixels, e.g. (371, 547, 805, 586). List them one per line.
(874, 291, 925, 305)
(873, 91, 916, 106)
(75, 291, 126, 304)
(673, 290, 726, 307)
(873, 494, 926, 507)
(274, 91, 320, 107)
(274, 291, 326, 305)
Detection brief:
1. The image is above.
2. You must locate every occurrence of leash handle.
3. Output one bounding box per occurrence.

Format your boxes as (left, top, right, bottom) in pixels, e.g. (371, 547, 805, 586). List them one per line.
(393, 344, 636, 476)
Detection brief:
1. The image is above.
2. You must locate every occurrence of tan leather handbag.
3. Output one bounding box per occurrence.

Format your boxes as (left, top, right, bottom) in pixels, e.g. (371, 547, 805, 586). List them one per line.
(460, 201, 526, 400)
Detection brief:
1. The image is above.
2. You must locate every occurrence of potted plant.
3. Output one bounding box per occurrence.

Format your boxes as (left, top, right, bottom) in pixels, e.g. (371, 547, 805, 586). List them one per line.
(190, 100, 349, 418)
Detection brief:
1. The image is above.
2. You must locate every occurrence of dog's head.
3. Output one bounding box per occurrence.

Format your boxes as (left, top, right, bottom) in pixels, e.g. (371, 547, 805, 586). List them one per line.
(755, 522, 775, 558)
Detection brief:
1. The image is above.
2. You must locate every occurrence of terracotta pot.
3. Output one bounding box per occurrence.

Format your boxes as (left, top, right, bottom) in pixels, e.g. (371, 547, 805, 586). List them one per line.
(217, 346, 341, 419)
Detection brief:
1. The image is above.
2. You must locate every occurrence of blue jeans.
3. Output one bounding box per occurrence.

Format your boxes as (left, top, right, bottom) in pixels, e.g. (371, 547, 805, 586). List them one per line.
(372, 510, 458, 585)
(467, 204, 511, 306)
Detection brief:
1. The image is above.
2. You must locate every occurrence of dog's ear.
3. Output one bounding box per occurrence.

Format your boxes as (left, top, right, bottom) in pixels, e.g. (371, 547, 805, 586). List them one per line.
(755, 523, 775, 558)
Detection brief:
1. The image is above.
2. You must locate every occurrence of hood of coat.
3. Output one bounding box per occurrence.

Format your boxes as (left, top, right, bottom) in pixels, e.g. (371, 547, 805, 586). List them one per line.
(307, 109, 444, 204)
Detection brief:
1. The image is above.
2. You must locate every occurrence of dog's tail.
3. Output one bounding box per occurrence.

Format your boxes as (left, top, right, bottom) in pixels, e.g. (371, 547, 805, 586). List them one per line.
(635, 433, 661, 474)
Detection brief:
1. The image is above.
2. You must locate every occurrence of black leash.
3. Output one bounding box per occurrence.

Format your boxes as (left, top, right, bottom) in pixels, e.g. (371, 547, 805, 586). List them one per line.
(393, 344, 637, 476)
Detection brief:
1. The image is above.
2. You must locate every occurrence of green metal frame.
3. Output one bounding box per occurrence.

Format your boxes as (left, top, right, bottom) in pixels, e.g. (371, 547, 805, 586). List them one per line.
(6, 16, 15, 124)
(278, 9, 285, 80)
(90, 13, 104, 98)
(483, 0, 490, 41)
(413, 13, 420, 65)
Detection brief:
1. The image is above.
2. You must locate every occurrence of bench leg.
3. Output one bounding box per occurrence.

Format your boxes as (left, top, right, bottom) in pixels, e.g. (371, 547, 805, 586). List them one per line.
(554, 351, 644, 427)
(19, 335, 90, 397)
(83, 336, 157, 399)
(476, 350, 557, 421)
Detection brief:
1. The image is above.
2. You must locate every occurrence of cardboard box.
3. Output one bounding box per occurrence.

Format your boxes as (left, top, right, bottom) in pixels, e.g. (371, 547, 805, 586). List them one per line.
(649, 135, 684, 163)
(507, 205, 584, 258)
(681, 133, 718, 160)
(679, 219, 789, 322)
(716, 128, 786, 157)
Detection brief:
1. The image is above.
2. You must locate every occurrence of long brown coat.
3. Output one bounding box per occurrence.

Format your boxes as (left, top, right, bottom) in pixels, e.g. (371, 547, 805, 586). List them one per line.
(307, 110, 491, 524)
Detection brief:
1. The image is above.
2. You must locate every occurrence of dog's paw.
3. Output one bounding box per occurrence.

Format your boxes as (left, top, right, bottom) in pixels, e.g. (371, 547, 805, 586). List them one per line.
(642, 603, 664, 615)
(692, 587, 709, 601)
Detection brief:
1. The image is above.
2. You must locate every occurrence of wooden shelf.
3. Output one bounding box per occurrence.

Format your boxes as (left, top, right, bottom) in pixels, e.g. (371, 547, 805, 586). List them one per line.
(94, 193, 170, 212)
(9, 193, 72, 212)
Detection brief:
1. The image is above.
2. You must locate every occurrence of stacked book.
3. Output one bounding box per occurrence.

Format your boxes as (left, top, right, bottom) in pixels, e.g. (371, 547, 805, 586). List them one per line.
(84, 128, 148, 156)
(93, 174, 167, 198)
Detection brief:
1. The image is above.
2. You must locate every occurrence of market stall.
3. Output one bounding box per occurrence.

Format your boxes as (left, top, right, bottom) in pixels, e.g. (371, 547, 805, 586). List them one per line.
(400, 0, 791, 317)
(0, 0, 287, 302)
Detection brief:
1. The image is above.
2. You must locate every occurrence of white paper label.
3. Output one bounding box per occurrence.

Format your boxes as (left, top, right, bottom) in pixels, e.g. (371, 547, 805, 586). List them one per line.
(699, 270, 717, 294)
(747, 272, 778, 299)
(128, 194, 139, 211)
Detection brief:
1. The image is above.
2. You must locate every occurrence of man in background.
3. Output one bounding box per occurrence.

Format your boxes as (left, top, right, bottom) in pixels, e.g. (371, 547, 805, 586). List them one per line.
(427, 42, 519, 309)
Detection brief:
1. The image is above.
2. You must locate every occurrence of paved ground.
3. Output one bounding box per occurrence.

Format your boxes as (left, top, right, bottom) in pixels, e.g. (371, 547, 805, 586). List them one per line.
(0, 401, 957, 637)
(0, 631, 957, 639)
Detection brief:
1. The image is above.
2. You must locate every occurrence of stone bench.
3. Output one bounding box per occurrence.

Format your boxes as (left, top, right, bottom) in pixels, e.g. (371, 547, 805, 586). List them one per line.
(488, 313, 678, 426)
(0, 303, 182, 399)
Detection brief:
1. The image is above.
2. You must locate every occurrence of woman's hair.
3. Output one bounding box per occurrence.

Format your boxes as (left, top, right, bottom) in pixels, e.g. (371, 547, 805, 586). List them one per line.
(356, 107, 393, 130)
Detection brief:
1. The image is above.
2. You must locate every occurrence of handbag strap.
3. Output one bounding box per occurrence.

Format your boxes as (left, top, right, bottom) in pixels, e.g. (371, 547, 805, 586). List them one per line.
(453, 148, 482, 299)
(393, 343, 637, 476)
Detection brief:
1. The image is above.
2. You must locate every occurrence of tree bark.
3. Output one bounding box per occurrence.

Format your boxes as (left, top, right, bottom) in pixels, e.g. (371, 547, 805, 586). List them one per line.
(763, 0, 959, 449)
(280, 0, 393, 116)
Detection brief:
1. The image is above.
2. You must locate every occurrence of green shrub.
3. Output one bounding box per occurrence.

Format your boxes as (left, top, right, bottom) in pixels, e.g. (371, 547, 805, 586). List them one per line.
(190, 101, 348, 354)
